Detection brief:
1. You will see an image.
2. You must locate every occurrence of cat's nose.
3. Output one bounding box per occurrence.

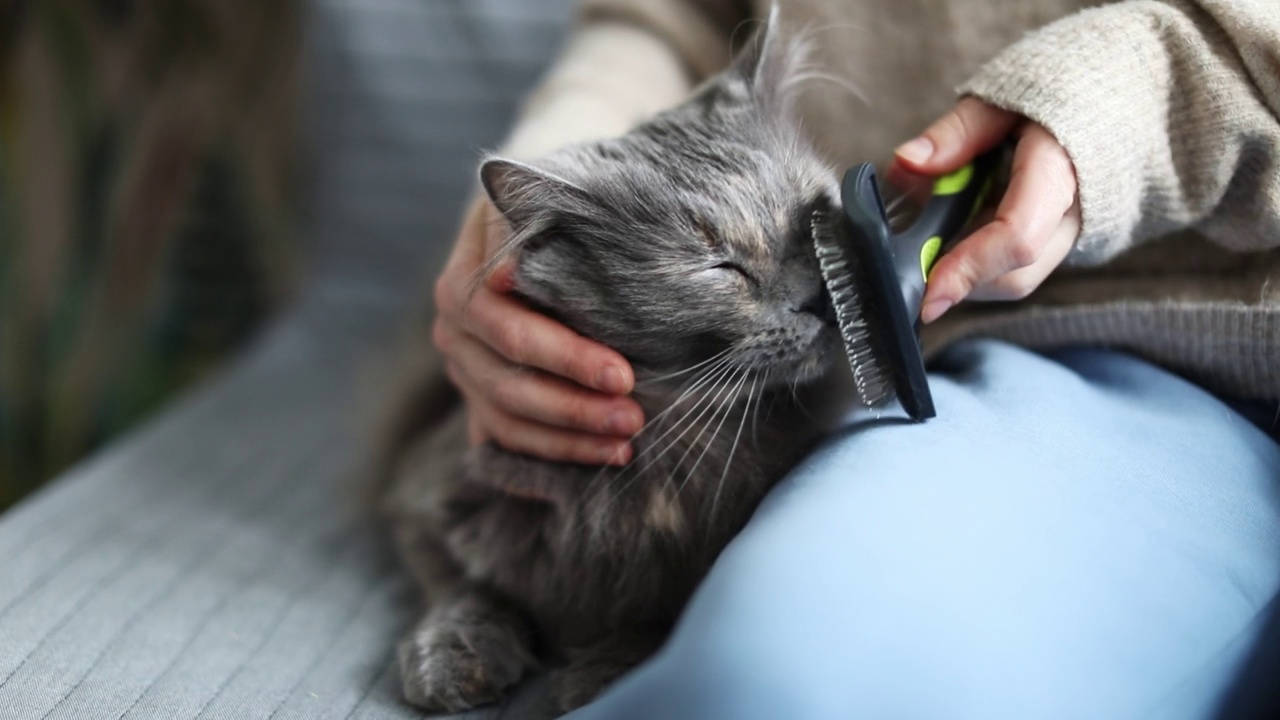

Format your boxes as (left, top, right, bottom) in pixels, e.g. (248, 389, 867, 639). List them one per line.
(796, 286, 835, 324)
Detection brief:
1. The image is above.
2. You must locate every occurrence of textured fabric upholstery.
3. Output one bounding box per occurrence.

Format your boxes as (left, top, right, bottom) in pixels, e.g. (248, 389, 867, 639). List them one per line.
(0, 1, 571, 717)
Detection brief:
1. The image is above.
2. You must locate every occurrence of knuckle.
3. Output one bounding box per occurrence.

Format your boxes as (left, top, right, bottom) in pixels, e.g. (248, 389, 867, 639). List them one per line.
(943, 253, 975, 288)
(490, 375, 524, 413)
(994, 274, 1038, 300)
(950, 98, 990, 142)
(1008, 238, 1039, 269)
(936, 110, 969, 146)
(558, 349, 592, 386)
(496, 320, 528, 364)
(564, 396, 597, 432)
(997, 220, 1039, 268)
(1051, 158, 1079, 200)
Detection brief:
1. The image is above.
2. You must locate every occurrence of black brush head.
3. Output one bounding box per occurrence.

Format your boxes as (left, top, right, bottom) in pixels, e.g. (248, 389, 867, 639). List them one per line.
(812, 164, 935, 421)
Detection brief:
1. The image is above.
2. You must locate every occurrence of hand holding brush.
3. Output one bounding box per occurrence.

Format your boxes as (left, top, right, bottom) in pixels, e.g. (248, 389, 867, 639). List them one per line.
(813, 97, 1082, 421)
(888, 97, 1082, 323)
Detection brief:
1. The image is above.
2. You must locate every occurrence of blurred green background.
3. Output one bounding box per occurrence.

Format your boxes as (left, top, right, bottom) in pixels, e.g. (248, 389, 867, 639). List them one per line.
(0, 0, 302, 509)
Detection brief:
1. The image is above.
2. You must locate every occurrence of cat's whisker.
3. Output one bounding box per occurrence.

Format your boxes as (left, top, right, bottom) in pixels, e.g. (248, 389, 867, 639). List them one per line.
(783, 371, 819, 426)
(706, 371, 759, 536)
(581, 362, 740, 523)
(799, 21, 872, 38)
(574, 366, 745, 545)
(628, 363, 746, 486)
(581, 355, 734, 497)
(790, 379, 823, 427)
(751, 370, 770, 447)
(620, 367, 741, 489)
(627, 359, 738, 460)
(654, 366, 748, 496)
(786, 70, 870, 108)
(629, 355, 737, 439)
(671, 366, 751, 504)
(634, 348, 734, 387)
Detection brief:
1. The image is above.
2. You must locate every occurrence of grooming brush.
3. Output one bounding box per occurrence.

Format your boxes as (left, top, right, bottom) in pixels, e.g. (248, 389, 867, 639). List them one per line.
(812, 147, 1003, 421)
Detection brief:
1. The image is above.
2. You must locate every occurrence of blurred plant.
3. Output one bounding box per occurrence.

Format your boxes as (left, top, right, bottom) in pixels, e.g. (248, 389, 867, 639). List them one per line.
(0, 0, 301, 508)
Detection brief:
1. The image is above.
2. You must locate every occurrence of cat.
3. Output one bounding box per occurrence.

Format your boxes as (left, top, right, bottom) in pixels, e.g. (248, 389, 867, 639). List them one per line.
(375, 12, 849, 714)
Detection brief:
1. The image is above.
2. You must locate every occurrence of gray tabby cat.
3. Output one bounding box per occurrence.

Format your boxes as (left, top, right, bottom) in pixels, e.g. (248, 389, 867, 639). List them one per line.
(376, 13, 845, 714)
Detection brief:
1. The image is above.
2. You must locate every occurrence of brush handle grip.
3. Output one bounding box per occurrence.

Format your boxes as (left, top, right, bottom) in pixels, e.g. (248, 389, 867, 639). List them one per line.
(890, 147, 1003, 320)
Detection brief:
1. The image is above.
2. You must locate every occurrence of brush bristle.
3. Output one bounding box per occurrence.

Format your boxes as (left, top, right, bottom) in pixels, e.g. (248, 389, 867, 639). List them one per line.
(811, 208, 896, 408)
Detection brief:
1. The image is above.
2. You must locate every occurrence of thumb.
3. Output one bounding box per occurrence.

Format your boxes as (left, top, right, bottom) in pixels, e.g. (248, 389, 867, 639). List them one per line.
(894, 97, 1019, 174)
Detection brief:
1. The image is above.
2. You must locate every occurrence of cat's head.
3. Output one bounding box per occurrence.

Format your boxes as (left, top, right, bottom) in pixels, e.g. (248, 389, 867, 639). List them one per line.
(479, 14, 841, 396)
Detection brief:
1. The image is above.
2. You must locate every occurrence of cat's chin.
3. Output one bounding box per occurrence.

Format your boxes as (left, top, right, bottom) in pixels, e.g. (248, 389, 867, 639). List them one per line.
(790, 355, 833, 385)
(771, 331, 841, 387)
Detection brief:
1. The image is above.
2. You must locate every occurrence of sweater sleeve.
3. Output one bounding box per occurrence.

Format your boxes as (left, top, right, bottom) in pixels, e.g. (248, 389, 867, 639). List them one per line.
(959, 0, 1280, 265)
(499, 0, 748, 159)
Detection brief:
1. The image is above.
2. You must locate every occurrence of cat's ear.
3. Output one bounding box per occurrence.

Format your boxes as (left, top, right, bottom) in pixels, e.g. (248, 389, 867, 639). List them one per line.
(735, 4, 804, 112)
(479, 157, 590, 230)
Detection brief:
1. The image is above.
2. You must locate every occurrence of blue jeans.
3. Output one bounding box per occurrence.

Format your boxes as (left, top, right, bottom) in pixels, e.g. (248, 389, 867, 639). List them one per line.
(568, 340, 1280, 720)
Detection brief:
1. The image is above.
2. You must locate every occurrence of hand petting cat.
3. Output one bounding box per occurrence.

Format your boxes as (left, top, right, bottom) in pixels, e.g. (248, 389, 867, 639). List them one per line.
(432, 195, 643, 466)
(887, 96, 1082, 324)
(433, 96, 1081, 465)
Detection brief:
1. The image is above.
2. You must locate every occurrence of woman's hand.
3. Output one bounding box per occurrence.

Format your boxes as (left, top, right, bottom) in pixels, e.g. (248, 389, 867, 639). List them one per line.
(431, 197, 644, 466)
(886, 97, 1082, 323)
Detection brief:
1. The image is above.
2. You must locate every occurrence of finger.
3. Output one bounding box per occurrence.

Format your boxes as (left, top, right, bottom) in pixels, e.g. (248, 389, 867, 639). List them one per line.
(443, 329, 645, 437)
(434, 197, 510, 303)
(894, 96, 1020, 174)
(921, 125, 1078, 322)
(882, 162, 934, 207)
(449, 363, 633, 466)
(477, 201, 519, 292)
(480, 199, 512, 258)
(485, 259, 517, 293)
(441, 197, 491, 278)
(968, 206, 1080, 301)
(443, 285, 636, 396)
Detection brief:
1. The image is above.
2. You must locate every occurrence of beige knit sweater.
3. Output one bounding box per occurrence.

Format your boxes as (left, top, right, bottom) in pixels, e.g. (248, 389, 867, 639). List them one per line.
(499, 0, 1280, 401)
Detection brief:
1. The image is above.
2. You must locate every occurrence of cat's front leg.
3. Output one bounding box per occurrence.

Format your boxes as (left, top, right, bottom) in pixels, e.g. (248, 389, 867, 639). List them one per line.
(398, 588, 537, 712)
(550, 629, 666, 711)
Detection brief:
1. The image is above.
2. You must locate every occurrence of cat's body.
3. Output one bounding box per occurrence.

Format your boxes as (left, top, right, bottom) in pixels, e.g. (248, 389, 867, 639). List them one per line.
(383, 366, 828, 708)
(376, 14, 849, 713)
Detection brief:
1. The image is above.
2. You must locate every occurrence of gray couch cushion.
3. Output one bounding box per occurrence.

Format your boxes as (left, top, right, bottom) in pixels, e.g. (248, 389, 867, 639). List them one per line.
(0, 0, 571, 717)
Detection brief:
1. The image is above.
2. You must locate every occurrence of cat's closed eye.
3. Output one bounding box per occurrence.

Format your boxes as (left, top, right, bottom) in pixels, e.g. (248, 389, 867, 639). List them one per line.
(711, 261, 757, 287)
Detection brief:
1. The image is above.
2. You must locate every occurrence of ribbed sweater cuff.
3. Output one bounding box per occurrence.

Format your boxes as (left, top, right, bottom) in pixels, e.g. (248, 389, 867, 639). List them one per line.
(959, 4, 1172, 266)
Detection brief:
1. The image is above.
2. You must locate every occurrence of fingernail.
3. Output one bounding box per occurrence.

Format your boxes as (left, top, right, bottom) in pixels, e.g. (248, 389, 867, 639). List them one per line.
(921, 299, 953, 324)
(486, 263, 516, 292)
(895, 137, 934, 165)
(604, 409, 641, 436)
(595, 365, 630, 395)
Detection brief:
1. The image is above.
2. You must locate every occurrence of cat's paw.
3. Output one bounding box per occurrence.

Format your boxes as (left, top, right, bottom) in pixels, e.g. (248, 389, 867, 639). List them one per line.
(397, 617, 535, 712)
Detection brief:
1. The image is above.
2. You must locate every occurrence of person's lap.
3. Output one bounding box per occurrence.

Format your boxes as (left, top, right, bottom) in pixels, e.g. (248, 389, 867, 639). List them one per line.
(568, 339, 1280, 720)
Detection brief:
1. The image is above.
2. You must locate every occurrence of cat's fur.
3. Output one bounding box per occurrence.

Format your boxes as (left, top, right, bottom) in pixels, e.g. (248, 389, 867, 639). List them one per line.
(376, 14, 846, 713)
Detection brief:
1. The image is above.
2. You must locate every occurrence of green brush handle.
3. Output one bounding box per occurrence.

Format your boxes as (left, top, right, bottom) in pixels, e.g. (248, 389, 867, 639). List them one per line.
(889, 148, 1003, 321)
